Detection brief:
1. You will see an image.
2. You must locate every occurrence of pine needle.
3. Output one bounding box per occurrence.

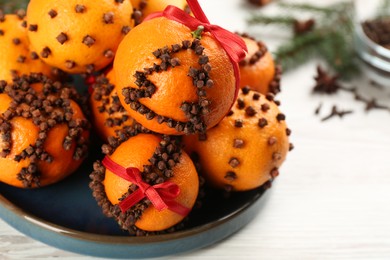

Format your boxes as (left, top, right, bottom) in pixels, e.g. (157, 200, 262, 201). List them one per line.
(248, 15, 296, 26)
(317, 31, 358, 78)
(274, 31, 324, 71)
(277, 2, 338, 15)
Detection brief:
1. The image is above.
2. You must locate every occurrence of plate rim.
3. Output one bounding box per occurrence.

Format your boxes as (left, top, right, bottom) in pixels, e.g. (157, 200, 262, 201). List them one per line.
(0, 185, 268, 258)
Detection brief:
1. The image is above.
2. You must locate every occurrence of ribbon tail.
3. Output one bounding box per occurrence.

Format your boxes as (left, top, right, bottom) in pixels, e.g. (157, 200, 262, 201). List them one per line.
(102, 156, 136, 183)
(165, 200, 191, 216)
(187, 0, 210, 24)
(211, 27, 247, 62)
(209, 28, 247, 102)
(118, 189, 144, 212)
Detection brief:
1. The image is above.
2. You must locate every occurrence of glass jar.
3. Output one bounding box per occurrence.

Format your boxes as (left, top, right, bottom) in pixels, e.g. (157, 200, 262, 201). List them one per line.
(354, 0, 390, 86)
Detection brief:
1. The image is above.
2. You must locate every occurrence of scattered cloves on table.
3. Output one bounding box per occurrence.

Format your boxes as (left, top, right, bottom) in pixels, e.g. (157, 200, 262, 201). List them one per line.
(321, 105, 353, 121)
(314, 103, 322, 115)
(369, 80, 384, 90)
(354, 93, 390, 112)
(312, 65, 390, 121)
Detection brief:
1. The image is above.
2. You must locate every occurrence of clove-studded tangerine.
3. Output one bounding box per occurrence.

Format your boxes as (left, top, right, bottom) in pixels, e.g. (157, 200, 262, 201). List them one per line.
(238, 33, 281, 95)
(89, 68, 136, 142)
(0, 14, 53, 82)
(183, 88, 292, 192)
(26, 0, 134, 74)
(90, 133, 199, 233)
(114, 11, 245, 135)
(0, 74, 90, 188)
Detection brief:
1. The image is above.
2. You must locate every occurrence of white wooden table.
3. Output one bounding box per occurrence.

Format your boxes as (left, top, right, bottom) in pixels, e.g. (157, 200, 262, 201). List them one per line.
(2, 0, 390, 259)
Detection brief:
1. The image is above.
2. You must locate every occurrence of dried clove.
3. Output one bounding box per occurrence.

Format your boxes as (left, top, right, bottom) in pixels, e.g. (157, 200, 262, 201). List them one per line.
(321, 105, 353, 121)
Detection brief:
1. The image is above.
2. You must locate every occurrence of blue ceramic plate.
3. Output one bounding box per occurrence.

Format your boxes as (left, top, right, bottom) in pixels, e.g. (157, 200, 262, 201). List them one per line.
(0, 138, 268, 259)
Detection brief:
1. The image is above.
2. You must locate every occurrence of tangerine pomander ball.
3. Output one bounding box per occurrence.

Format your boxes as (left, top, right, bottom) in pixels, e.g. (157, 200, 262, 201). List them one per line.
(183, 88, 292, 192)
(0, 14, 53, 82)
(0, 74, 90, 188)
(89, 68, 135, 142)
(114, 16, 237, 135)
(90, 133, 199, 233)
(26, 0, 134, 74)
(238, 34, 281, 95)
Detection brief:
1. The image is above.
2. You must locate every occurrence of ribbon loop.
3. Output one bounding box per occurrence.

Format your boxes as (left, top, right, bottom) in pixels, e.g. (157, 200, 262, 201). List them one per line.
(187, 0, 209, 24)
(102, 156, 190, 216)
(144, 0, 248, 97)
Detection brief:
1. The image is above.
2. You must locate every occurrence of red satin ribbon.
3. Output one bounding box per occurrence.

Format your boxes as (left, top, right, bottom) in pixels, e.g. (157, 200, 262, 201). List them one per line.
(102, 156, 191, 216)
(144, 0, 247, 100)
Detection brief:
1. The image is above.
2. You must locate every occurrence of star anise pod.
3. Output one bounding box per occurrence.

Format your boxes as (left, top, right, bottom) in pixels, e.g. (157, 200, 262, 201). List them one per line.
(248, 0, 273, 7)
(294, 18, 315, 35)
(312, 65, 342, 94)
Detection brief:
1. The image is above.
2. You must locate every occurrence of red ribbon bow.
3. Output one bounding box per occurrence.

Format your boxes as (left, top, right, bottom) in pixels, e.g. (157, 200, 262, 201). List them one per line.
(144, 0, 247, 99)
(102, 156, 191, 216)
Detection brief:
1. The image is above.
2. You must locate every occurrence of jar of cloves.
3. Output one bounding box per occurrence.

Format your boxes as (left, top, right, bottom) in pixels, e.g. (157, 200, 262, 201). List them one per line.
(354, 0, 390, 86)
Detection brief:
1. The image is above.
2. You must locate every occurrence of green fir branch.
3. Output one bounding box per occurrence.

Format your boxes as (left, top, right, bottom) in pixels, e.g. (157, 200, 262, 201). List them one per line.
(317, 31, 359, 78)
(277, 2, 339, 15)
(274, 31, 324, 71)
(0, 0, 28, 13)
(248, 15, 296, 26)
(247, 0, 358, 78)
